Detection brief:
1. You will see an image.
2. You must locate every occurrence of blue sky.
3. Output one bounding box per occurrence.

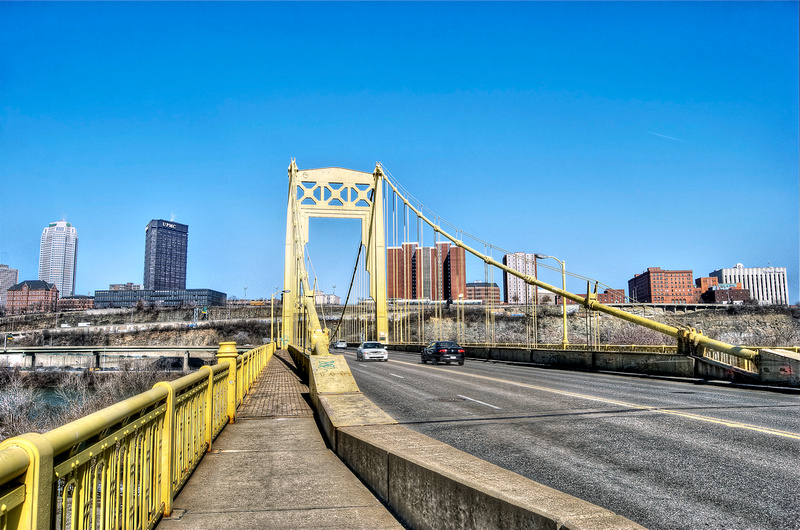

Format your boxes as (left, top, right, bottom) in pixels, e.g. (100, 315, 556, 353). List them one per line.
(1, 2, 798, 303)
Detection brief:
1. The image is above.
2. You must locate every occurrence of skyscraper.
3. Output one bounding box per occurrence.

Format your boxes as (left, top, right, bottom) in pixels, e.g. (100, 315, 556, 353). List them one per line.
(144, 220, 188, 290)
(0, 264, 19, 308)
(38, 220, 78, 297)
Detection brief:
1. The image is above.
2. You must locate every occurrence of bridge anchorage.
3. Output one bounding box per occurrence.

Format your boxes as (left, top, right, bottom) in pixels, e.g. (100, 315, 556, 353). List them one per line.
(282, 160, 799, 386)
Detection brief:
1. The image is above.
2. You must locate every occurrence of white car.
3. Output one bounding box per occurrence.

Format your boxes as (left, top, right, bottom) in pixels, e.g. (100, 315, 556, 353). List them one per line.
(334, 340, 348, 349)
(356, 342, 388, 362)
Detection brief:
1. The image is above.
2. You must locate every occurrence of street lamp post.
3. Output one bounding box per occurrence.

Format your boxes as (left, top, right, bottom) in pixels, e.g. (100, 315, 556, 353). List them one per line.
(271, 289, 290, 346)
(535, 254, 569, 347)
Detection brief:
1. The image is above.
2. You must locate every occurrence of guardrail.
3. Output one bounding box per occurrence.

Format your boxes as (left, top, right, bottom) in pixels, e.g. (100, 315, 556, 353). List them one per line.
(0, 341, 274, 529)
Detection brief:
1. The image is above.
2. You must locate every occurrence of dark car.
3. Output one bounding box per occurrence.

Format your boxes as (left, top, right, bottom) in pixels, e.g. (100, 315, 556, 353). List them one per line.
(421, 341, 465, 365)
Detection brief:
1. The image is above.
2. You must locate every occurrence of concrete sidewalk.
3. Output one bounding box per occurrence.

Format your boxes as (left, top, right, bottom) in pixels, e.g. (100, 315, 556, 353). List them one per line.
(158, 351, 403, 529)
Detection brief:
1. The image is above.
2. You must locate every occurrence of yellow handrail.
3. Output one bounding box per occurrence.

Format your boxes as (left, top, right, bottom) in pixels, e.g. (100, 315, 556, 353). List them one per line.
(0, 341, 275, 529)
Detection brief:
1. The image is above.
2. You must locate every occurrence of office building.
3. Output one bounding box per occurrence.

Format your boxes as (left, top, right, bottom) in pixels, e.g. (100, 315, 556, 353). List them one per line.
(110, 282, 144, 291)
(39, 220, 78, 297)
(561, 288, 626, 305)
(144, 220, 188, 290)
(58, 295, 95, 311)
(699, 285, 751, 304)
(695, 276, 719, 296)
(466, 282, 502, 304)
(628, 267, 697, 304)
(503, 253, 539, 304)
(93, 289, 226, 309)
(0, 264, 19, 308)
(7, 280, 58, 314)
(710, 264, 788, 305)
(387, 242, 466, 301)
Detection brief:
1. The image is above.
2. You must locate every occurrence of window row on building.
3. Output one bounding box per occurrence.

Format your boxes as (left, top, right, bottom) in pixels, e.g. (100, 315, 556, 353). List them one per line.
(387, 242, 466, 302)
(93, 289, 227, 308)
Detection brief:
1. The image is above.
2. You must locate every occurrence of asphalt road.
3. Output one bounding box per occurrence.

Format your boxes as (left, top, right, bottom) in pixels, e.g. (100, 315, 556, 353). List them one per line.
(339, 348, 800, 530)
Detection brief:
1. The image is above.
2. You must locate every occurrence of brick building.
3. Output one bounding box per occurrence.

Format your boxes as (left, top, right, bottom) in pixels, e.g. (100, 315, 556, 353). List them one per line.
(465, 282, 502, 304)
(562, 288, 626, 305)
(58, 295, 95, 311)
(701, 286, 751, 304)
(628, 267, 697, 304)
(695, 275, 751, 304)
(7, 280, 59, 314)
(695, 276, 719, 295)
(387, 242, 466, 301)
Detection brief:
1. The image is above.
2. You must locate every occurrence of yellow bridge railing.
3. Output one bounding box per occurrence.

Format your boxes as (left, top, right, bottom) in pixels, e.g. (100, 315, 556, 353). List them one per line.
(0, 341, 274, 530)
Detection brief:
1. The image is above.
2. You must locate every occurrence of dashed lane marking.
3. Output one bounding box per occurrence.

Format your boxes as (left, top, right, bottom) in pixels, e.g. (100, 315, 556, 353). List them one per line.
(387, 359, 800, 440)
(458, 395, 501, 409)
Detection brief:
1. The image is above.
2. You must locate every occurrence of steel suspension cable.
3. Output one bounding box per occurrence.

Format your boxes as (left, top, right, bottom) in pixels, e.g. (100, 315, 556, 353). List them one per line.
(377, 163, 759, 362)
(330, 242, 364, 341)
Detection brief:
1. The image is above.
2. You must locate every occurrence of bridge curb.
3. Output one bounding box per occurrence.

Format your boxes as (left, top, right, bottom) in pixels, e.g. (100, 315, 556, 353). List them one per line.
(336, 424, 645, 530)
(288, 346, 646, 529)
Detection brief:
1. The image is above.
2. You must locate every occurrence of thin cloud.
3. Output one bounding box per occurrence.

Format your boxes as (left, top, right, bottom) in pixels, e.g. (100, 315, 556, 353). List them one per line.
(648, 131, 686, 143)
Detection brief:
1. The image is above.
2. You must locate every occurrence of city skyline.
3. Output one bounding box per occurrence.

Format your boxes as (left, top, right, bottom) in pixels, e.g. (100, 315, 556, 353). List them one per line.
(1, 2, 797, 303)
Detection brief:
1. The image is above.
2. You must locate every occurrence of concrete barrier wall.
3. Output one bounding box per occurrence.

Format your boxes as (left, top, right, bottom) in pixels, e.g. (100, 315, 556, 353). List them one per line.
(759, 349, 800, 386)
(294, 348, 645, 529)
(394, 344, 695, 378)
(336, 424, 644, 530)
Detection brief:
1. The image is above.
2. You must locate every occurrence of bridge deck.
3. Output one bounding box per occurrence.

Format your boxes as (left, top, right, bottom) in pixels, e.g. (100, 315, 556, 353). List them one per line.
(158, 351, 402, 529)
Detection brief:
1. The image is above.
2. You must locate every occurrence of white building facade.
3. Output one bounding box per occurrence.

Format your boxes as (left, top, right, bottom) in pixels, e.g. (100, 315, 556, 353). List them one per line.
(314, 291, 341, 305)
(502, 252, 539, 304)
(710, 264, 789, 306)
(0, 264, 19, 308)
(38, 220, 78, 297)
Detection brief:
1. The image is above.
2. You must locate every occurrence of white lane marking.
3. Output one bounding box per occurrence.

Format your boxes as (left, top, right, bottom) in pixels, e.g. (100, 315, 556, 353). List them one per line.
(390, 373, 405, 379)
(389, 359, 799, 440)
(458, 395, 501, 409)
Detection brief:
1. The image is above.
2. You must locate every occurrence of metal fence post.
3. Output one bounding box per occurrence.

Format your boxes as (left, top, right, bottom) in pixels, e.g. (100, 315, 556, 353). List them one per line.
(154, 380, 176, 516)
(0, 433, 53, 530)
(216, 342, 239, 423)
(199, 365, 214, 452)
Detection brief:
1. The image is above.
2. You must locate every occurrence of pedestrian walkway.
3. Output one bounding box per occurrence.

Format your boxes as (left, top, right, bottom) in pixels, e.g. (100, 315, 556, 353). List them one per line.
(158, 351, 403, 529)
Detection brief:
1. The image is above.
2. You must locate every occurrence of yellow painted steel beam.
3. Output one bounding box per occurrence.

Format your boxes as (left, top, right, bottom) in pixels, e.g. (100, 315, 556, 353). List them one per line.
(381, 170, 758, 363)
(283, 161, 390, 351)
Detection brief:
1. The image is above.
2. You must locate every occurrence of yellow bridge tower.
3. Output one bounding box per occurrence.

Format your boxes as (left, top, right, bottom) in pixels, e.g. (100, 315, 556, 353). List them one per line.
(282, 160, 388, 350)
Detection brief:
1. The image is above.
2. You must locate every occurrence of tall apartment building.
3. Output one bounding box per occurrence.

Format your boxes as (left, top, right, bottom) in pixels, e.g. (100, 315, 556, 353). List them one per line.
(144, 220, 188, 290)
(502, 252, 539, 304)
(0, 264, 19, 308)
(628, 267, 696, 304)
(466, 282, 502, 304)
(38, 220, 78, 297)
(710, 264, 788, 305)
(387, 242, 466, 301)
